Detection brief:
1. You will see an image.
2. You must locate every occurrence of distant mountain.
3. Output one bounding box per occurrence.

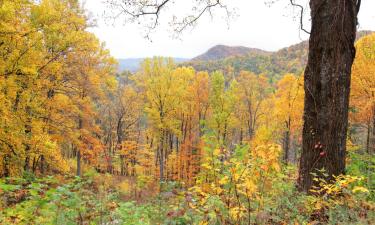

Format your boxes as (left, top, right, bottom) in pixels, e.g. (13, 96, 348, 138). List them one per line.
(192, 45, 270, 61)
(118, 30, 373, 76)
(184, 43, 307, 82)
(118, 58, 190, 72)
(184, 30, 373, 82)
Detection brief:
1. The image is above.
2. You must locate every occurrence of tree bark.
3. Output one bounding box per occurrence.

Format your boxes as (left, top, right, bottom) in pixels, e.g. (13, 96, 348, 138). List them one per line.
(298, 0, 359, 192)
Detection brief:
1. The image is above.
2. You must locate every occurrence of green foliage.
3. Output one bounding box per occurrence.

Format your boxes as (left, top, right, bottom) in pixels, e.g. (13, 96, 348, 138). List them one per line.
(307, 171, 374, 224)
(1, 151, 374, 225)
(347, 151, 375, 195)
(0, 175, 119, 224)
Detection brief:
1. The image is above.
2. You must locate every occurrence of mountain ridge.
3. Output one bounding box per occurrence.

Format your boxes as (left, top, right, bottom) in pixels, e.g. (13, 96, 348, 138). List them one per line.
(192, 45, 270, 61)
(118, 30, 373, 73)
(183, 30, 373, 81)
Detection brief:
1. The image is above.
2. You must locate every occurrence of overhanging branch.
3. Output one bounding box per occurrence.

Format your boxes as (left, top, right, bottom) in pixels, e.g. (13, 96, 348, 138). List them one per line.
(104, 0, 230, 38)
(290, 0, 310, 34)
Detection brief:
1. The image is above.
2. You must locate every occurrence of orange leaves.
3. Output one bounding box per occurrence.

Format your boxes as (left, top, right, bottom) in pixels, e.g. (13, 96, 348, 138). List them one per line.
(118, 141, 138, 156)
(350, 34, 375, 126)
(0, 0, 116, 176)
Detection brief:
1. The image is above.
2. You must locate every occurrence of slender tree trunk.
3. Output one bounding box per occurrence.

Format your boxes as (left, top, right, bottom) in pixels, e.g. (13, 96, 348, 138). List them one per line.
(298, 0, 359, 192)
(40, 155, 45, 174)
(283, 118, 291, 163)
(3, 154, 10, 177)
(23, 112, 32, 172)
(239, 128, 243, 144)
(32, 157, 37, 173)
(120, 155, 125, 175)
(76, 117, 83, 177)
(159, 129, 165, 182)
(76, 149, 81, 176)
(283, 131, 290, 163)
(24, 146, 30, 172)
(366, 119, 371, 154)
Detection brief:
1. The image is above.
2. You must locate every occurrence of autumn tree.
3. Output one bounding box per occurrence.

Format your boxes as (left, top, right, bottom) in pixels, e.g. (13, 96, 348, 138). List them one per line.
(136, 57, 183, 181)
(274, 74, 304, 163)
(0, 0, 116, 177)
(350, 34, 375, 154)
(208, 71, 238, 148)
(236, 71, 270, 141)
(114, 84, 143, 175)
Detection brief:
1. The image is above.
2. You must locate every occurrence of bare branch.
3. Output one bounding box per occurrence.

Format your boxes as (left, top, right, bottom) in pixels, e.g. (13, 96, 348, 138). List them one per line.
(104, 0, 231, 38)
(290, 0, 310, 34)
(104, 0, 172, 31)
(171, 0, 230, 34)
(0, 139, 18, 156)
(356, 0, 361, 14)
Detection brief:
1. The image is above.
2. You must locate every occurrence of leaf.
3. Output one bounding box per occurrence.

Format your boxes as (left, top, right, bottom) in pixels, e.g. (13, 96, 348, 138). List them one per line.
(352, 186, 369, 193)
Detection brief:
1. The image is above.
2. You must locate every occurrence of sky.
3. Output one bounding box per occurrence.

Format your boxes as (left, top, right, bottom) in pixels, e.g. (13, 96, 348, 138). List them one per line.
(82, 0, 375, 59)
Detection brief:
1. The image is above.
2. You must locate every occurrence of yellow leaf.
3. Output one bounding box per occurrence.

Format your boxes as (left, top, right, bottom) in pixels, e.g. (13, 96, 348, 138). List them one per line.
(213, 148, 221, 156)
(352, 186, 369, 193)
(219, 176, 229, 185)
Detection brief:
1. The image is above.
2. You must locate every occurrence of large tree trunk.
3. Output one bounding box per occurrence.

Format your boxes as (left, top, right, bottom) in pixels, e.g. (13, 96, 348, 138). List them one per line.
(298, 0, 359, 192)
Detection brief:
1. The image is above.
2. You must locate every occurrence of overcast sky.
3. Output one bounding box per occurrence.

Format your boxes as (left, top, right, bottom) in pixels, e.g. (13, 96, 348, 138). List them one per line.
(82, 0, 375, 59)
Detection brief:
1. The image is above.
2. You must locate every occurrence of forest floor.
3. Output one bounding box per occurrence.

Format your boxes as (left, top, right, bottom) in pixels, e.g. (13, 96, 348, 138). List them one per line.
(1, 164, 374, 225)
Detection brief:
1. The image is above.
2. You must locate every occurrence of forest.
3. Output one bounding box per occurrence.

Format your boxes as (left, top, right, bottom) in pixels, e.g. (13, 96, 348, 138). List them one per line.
(0, 0, 374, 224)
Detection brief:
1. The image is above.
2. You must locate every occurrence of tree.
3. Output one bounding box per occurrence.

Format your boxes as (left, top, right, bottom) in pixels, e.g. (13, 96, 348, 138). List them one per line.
(298, 0, 361, 192)
(208, 71, 238, 147)
(236, 71, 270, 141)
(350, 34, 375, 154)
(136, 57, 185, 181)
(0, 0, 116, 177)
(274, 74, 304, 163)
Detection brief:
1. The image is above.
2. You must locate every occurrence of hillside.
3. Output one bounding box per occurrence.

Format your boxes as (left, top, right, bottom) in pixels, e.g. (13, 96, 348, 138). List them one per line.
(184, 43, 307, 82)
(184, 30, 373, 82)
(117, 31, 372, 75)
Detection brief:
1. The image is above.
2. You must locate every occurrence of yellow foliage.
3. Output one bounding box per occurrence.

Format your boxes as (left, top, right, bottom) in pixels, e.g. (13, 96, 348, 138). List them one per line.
(352, 186, 369, 193)
(118, 180, 132, 195)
